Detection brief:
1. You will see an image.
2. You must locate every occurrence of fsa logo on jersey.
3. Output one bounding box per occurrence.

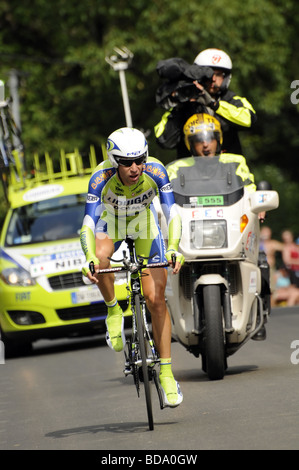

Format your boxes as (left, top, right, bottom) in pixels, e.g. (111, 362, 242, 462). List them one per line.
(160, 183, 172, 192)
(86, 194, 99, 203)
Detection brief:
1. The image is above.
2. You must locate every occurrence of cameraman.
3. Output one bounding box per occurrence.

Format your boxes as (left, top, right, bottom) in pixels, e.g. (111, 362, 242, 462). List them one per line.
(154, 48, 257, 157)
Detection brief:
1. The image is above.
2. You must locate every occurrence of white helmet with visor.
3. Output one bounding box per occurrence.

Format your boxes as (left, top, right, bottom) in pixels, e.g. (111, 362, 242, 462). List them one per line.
(107, 127, 148, 168)
(194, 48, 232, 91)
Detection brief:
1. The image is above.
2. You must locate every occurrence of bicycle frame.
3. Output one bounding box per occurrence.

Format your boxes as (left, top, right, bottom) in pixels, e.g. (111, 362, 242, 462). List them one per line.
(122, 238, 160, 381)
(90, 236, 168, 430)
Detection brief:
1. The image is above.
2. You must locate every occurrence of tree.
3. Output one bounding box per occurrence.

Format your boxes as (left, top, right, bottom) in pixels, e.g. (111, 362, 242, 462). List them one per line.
(0, 0, 298, 234)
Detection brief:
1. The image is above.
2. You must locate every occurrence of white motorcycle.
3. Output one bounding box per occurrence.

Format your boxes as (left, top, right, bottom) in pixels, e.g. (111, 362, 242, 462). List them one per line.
(162, 156, 279, 380)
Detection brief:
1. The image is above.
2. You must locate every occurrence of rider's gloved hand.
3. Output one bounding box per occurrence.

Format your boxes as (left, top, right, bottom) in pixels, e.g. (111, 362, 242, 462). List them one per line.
(82, 256, 100, 277)
(196, 88, 218, 109)
(192, 80, 219, 110)
(166, 249, 185, 273)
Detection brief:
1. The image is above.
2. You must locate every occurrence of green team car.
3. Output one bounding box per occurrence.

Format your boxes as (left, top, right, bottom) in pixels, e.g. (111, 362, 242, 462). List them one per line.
(0, 148, 129, 356)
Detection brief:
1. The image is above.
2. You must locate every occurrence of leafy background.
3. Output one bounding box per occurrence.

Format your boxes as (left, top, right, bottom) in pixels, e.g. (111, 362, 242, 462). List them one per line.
(0, 0, 299, 238)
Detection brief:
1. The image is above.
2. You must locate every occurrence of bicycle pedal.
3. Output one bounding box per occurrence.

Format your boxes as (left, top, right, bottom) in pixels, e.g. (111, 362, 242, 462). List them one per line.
(138, 368, 144, 382)
(123, 362, 132, 376)
(138, 366, 155, 383)
(153, 369, 165, 410)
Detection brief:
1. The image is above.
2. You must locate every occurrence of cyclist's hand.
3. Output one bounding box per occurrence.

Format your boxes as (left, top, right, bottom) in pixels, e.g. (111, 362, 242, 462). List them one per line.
(165, 249, 185, 274)
(82, 256, 100, 282)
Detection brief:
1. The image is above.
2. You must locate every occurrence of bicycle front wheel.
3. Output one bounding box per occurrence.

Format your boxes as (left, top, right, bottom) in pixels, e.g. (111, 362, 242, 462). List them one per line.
(134, 293, 154, 431)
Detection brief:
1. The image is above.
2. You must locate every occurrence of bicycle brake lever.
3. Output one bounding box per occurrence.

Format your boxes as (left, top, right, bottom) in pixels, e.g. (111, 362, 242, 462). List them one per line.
(171, 253, 177, 265)
(137, 251, 158, 263)
(89, 261, 95, 275)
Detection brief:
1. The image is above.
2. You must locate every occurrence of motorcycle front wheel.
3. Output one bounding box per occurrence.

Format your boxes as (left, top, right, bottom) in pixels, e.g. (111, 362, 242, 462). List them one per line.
(203, 284, 225, 380)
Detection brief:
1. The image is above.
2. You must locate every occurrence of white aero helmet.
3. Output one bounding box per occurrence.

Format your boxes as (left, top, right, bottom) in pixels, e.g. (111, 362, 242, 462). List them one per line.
(194, 48, 232, 90)
(106, 127, 148, 168)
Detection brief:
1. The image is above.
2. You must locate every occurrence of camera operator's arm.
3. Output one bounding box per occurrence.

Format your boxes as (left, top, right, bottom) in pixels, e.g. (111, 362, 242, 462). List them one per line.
(214, 95, 257, 128)
(193, 81, 256, 129)
(155, 102, 201, 154)
(155, 63, 213, 154)
(154, 108, 181, 149)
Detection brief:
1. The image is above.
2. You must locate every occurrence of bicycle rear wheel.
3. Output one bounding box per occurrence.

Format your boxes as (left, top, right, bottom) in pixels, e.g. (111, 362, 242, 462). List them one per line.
(135, 293, 154, 431)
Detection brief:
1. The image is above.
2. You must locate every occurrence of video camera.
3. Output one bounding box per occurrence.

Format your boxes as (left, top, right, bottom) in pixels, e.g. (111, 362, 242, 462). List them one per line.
(155, 58, 214, 110)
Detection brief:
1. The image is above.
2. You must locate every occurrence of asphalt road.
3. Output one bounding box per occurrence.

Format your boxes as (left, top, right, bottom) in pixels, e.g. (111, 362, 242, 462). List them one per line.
(1, 307, 299, 452)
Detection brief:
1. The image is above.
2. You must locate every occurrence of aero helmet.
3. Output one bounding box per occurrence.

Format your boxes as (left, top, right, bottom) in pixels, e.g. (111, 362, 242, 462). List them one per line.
(183, 113, 223, 154)
(106, 127, 148, 168)
(194, 48, 232, 91)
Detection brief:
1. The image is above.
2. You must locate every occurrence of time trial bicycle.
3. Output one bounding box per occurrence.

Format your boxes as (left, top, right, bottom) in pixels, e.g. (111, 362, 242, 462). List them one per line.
(90, 236, 169, 431)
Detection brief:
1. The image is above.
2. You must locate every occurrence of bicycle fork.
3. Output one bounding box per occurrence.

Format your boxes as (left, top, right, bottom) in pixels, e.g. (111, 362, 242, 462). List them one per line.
(123, 294, 164, 409)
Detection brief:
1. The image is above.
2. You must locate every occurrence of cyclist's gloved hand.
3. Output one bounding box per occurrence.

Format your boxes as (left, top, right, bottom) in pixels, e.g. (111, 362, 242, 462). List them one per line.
(82, 256, 100, 277)
(165, 249, 185, 273)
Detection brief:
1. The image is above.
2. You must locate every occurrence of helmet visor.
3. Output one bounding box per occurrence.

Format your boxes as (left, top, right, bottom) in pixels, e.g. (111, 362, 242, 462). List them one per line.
(189, 130, 219, 144)
(115, 152, 147, 167)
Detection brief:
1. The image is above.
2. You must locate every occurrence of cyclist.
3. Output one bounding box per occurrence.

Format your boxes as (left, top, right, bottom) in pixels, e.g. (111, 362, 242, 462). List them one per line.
(155, 48, 256, 157)
(80, 127, 185, 407)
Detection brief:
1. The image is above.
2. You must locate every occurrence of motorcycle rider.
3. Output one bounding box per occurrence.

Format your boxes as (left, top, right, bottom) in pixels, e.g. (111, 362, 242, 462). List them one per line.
(155, 48, 257, 157)
(80, 127, 184, 407)
(167, 113, 256, 191)
(167, 113, 269, 339)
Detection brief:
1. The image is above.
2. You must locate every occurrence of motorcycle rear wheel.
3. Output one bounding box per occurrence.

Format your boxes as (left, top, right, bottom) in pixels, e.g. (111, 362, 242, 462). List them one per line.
(203, 284, 225, 380)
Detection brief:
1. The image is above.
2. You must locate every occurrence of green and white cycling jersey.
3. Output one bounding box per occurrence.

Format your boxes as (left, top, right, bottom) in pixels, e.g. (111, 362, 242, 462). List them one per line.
(80, 157, 182, 264)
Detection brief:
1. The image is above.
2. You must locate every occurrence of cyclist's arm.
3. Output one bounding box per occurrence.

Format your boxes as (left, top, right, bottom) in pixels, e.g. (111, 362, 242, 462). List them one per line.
(163, 204, 181, 252)
(80, 221, 97, 261)
(149, 159, 182, 250)
(80, 162, 115, 266)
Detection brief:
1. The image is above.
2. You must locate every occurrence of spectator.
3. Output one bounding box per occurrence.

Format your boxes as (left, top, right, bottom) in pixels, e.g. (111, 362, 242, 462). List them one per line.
(271, 265, 299, 307)
(259, 226, 283, 289)
(281, 229, 299, 287)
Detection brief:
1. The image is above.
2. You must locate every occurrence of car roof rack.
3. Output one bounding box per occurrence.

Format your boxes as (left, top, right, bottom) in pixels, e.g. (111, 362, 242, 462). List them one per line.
(2, 146, 99, 206)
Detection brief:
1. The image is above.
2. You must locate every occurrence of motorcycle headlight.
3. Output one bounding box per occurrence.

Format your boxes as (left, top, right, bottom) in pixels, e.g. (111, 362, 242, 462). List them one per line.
(190, 220, 227, 249)
(0, 267, 36, 286)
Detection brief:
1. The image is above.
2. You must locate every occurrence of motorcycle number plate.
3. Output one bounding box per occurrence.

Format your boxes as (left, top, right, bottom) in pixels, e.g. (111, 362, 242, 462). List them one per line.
(192, 195, 224, 206)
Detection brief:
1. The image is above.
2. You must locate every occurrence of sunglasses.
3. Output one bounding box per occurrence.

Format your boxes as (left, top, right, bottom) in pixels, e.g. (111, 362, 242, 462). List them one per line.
(116, 155, 146, 167)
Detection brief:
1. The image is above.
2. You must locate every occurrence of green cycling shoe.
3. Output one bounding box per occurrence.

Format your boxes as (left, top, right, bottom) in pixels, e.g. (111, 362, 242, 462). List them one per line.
(105, 304, 125, 352)
(159, 374, 183, 408)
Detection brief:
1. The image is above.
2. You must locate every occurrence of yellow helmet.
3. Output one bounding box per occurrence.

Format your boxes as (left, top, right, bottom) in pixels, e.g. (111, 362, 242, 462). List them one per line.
(183, 113, 223, 154)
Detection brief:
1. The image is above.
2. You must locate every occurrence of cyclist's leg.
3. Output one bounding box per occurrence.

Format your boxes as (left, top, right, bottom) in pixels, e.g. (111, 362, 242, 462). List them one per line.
(140, 260, 183, 407)
(136, 210, 183, 406)
(94, 215, 123, 300)
(141, 267, 170, 357)
(133, 208, 171, 357)
(95, 219, 125, 352)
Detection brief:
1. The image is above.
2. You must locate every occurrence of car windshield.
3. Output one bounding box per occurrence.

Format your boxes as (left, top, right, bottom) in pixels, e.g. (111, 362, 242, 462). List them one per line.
(5, 194, 86, 246)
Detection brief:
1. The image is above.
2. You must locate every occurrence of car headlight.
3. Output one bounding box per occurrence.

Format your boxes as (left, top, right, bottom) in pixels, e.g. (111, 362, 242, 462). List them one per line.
(190, 220, 227, 249)
(0, 267, 36, 286)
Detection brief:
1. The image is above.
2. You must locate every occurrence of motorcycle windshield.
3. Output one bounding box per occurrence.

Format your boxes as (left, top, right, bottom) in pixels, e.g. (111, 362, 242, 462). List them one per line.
(168, 156, 244, 207)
